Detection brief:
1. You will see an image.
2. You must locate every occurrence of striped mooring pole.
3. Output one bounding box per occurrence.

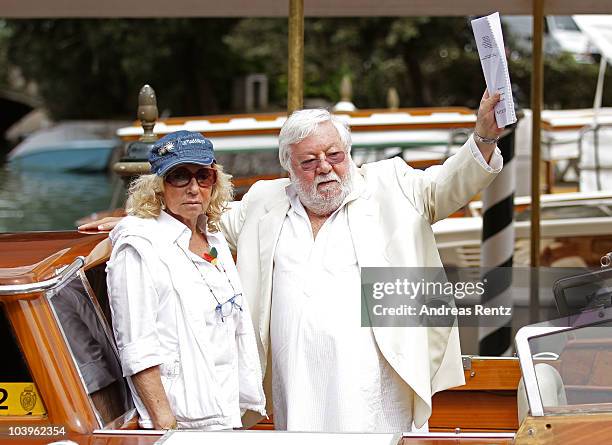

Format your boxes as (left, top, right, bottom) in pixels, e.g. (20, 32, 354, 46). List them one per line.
(479, 130, 516, 356)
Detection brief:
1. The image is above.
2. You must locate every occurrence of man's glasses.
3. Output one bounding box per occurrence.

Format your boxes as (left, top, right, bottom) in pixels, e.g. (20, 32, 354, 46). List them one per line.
(165, 166, 217, 188)
(299, 151, 346, 172)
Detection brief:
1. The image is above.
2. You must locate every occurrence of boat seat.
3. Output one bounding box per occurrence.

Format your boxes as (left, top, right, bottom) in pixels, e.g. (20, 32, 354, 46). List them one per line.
(517, 363, 567, 424)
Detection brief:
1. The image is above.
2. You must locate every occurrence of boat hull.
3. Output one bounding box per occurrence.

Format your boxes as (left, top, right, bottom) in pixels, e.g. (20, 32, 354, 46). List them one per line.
(8, 140, 117, 172)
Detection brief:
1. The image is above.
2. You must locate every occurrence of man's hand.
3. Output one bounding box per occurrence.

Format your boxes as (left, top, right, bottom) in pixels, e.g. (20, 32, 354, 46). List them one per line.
(78, 216, 122, 232)
(474, 89, 503, 162)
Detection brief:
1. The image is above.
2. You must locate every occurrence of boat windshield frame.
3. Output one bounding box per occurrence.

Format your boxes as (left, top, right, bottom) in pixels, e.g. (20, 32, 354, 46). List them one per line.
(516, 305, 612, 416)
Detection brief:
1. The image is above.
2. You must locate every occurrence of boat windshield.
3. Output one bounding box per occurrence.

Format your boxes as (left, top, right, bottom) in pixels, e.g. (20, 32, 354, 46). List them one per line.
(527, 315, 612, 415)
(47, 273, 133, 426)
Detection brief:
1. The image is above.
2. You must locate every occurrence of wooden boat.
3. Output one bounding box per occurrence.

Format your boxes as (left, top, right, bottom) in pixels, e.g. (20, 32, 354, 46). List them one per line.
(4, 126, 612, 442)
(6, 230, 610, 443)
(0, 230, 520, 444)
(8, 95, 612, 443)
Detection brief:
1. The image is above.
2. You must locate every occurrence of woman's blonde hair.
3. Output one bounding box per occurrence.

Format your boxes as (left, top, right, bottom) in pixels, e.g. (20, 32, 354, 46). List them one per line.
(125, 164, 233, 232)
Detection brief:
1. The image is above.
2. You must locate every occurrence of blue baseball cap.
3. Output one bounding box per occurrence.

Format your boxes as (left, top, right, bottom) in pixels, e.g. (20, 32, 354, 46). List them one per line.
(149, 130, 215, 176)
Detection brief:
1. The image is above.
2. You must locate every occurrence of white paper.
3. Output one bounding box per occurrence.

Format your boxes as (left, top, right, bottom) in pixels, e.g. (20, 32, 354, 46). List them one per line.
(471, 12, 517, 128)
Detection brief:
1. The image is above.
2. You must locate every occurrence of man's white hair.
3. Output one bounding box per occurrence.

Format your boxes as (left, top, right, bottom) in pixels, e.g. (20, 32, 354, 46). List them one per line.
(278, 108, 352, 172)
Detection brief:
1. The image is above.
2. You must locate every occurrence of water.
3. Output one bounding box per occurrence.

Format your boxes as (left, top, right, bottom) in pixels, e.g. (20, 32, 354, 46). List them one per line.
(0, 164, 123, 232)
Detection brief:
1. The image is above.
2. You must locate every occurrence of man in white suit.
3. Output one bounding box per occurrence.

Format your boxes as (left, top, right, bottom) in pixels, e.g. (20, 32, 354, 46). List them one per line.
(221, 91, 503, 432)
(84, 91, 503, 432)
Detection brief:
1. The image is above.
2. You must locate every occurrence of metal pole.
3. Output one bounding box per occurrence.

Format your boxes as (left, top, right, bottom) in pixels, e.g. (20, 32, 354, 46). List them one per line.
(594, 56, 607, 113)
(592, 57, 607, 191)
(530, 0, 544, 322)
(287, 0, 304, 114)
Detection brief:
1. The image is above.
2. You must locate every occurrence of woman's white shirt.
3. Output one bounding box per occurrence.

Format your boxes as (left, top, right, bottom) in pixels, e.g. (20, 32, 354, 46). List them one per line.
(106, 211, 265, 430)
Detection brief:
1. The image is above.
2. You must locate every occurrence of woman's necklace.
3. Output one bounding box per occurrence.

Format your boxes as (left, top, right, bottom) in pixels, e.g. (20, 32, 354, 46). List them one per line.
(177, 243, 242, 322)
(203, 246, 218, 265)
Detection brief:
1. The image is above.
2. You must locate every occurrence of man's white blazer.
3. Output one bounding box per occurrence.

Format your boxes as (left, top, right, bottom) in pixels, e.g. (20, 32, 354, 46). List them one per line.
(221, 139, 500, 427)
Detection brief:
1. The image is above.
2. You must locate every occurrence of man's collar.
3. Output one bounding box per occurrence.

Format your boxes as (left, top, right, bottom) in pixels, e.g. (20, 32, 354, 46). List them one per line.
(285, 183, 307, 218)
(348, 163, 367, 199)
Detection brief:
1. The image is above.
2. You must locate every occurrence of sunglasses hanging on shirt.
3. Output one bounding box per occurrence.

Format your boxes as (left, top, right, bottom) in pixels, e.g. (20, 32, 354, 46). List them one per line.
(178, 244, 243, 322)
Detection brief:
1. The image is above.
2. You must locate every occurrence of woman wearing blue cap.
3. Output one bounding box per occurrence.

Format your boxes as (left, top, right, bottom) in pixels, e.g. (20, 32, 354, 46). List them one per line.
(106, 130, 266, 430)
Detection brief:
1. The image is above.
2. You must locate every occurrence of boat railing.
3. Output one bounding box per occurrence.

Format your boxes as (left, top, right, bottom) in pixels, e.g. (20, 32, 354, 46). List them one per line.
(0, 256, 84, 296)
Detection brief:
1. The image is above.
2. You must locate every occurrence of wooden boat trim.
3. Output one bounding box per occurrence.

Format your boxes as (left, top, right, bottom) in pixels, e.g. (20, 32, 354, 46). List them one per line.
(0, 257, 84, 296)
(92, 429, 165, 436)
(4, 293, 100, 432)
(117, 107, 477, 140)
(0, 232, 107, 286)
(403, 432, 515, 438)
(454, 357, 521, 391)
(515, 412, 612, 444)
(428, 357, 520, 432)
(122, 123, 477, 140)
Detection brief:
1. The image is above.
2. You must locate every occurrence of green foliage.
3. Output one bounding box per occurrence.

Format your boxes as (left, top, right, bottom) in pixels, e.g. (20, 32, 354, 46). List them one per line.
(5, 19, 243, 119)
(2, 17, 611, 119)
(226, 17, 612, 111)
(506, 53, 612, 110)
(0, 21, 12, 90)
(223, 19, 288, 106)
(226, 17, 489, 109)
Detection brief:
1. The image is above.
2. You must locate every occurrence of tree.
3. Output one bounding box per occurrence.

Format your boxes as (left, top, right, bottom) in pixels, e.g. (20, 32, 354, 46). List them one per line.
(4, 17, 611, 119)
(226, 18, 489, 110)
(5, 19, 244, 119)
(0, 21, 11, 91)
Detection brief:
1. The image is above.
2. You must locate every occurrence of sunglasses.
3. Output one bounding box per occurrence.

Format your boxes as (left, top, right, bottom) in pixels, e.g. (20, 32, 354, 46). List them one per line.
(299, 151, 346, 172)
(164, 166, 217, 188)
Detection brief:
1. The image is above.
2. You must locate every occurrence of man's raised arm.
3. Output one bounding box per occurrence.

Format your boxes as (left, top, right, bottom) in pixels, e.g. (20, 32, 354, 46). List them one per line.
(391, 89, 505, 224)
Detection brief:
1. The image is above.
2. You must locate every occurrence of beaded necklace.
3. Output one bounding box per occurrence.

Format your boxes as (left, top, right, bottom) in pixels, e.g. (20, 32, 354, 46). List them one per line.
(177, 243, 242, 322)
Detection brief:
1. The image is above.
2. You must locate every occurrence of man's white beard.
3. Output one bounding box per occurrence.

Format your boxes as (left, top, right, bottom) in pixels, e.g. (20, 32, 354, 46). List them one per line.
(292, 165, 353, 216)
